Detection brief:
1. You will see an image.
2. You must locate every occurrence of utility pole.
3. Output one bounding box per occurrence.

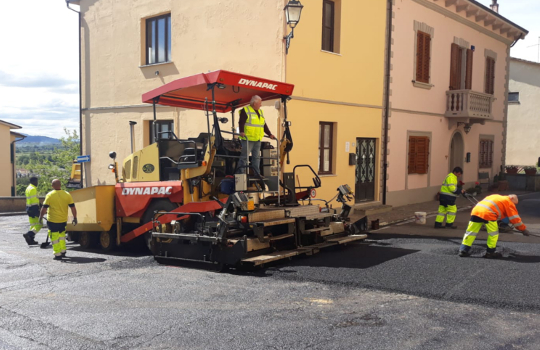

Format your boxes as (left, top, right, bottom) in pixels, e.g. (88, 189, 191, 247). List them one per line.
(527, 37, 540, 63)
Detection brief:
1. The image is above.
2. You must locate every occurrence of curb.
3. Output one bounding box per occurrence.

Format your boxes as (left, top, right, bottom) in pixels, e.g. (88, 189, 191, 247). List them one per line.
(0, 212, 26, 217)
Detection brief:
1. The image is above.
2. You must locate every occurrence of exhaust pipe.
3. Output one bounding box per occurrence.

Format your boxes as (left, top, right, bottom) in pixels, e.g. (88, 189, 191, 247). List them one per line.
(129, 121, 137, 153)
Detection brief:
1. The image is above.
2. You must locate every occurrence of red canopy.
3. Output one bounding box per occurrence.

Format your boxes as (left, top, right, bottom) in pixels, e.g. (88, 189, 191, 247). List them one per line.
(142, 70, 295, 113)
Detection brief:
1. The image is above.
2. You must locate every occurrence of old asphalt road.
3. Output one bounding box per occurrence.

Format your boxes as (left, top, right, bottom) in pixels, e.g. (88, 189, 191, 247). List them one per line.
(1, 194, 540, 349)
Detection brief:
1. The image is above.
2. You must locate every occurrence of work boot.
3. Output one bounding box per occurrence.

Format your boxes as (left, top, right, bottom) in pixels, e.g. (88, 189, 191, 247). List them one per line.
(434, 222, 444, 229)
(23, 232, 38, 246)
(445, 224, 458, 229)
(459, 250, 471, 257)
(483, 251, 503, 259)
(53, 256, 63, 261)
(61, 252, 66, 258)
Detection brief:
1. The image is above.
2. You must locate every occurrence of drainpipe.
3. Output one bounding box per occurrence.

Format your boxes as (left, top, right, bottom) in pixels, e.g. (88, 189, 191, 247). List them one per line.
(11, 135, 26, 196)
(66, 0, 83, 187)
(382, 0, 393, 205)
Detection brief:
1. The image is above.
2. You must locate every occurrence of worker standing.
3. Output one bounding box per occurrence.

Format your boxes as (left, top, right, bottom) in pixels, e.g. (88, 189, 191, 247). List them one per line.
(23, 177, 41, 245)
(459, 194, 530, 258)
(435, 167, 465, 229)
(38, 179, 78, 260)
(237, 95, 275, 175)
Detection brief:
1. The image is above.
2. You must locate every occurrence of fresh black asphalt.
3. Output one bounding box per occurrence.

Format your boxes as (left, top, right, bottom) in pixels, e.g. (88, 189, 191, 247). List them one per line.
(2, 192, 540, 349)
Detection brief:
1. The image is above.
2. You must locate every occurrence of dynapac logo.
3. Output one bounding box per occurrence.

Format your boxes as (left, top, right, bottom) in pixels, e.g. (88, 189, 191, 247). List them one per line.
(238, 78, 278, 90)
(121, 187, 173, 195)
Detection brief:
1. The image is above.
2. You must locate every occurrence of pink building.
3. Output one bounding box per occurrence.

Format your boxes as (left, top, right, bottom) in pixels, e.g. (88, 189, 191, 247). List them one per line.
(384, 0, 527, 206)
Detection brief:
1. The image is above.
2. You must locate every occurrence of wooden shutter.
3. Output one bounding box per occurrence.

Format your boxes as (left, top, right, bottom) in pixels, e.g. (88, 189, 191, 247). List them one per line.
(416, 31, 431, 84)
(487, 140, 493, 167)
(408, 136, 430, 174)
(465, 49, 473, 89)
(449, 43, 462, 90)
(485, 57, 495, 95)
(479, 139, 494, 168)
(408, 138, 417, 174)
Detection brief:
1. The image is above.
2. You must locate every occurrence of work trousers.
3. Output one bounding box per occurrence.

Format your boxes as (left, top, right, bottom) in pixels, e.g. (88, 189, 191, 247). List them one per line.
(26, 205, 42, 237)
(435, 196, 457, 225)
(237, 140, 261, 175)
(460, 215, 499, 253)
(48, 222, 67, 257)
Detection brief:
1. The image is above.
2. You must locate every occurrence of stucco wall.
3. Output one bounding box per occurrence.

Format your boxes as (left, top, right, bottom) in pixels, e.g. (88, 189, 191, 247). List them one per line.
(386, 0, 509, 205)
(81, 0, 285, 185)
(285, 0, 386, 202)
(507, 59, 540, 166)
(0, 125, 13, 197)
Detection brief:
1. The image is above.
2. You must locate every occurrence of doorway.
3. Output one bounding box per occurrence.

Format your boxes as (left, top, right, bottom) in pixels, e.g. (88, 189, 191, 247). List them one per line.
(449, 132, 464, 172)
(355, 138, 376, 203)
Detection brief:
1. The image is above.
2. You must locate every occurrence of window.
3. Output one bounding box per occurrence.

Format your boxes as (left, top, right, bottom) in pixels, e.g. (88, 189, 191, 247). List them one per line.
(322, 0, 335, 52)
(408, 136, 430, 174)
(150, 120, 174, 144)
(485, 57, 496, 95)
(479, 139, 494, 168)
(318, 122, 334, 174)
(508, 92, 520, 103)
(449, 43, 473, 90)
(416, 31, 431, 84)
(146, 14, 171, 65)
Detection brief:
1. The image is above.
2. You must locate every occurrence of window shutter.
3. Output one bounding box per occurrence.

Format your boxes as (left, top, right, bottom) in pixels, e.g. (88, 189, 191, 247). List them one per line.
(416, 31, 431, 84)
(416, 32, 425, 82)
(422, 33, 431, 83)
(487, 140, 493, 167)
(465, 49, 473, 90)
(485, 58, 495, 95)
(479, 140, 486, 168)
(449, 43, 462, 90)
(408, 137, 417, 174)
(415, 137, 430, 174)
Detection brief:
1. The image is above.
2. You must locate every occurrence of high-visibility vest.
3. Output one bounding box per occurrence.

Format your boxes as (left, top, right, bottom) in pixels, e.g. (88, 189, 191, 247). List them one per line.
(25, 184, 39, 207)
(239, 105, 265, 142)
(472, 194, 526, 231)
(440, 173, 459, 197)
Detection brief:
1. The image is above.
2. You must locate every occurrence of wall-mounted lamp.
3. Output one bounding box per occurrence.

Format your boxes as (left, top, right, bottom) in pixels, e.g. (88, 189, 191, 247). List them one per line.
(283, 0, 304, 54)
(457, 122, 472, 134)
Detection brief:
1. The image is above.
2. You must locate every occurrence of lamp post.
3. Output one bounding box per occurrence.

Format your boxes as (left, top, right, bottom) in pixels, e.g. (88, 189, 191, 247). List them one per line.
(283, 0, 304, 54)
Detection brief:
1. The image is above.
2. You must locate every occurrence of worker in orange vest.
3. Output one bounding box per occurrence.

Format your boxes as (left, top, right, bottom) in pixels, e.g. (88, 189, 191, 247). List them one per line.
(459, 194, 530, 259)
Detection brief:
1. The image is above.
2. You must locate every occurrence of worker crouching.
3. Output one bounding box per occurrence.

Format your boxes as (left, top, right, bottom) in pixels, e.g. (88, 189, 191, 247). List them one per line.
(459, 194, 530, 259)
(435, 167, 464, 229)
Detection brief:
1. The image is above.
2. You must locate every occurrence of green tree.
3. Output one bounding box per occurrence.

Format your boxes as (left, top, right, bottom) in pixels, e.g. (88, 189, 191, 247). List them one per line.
(26, 129, 80, 196)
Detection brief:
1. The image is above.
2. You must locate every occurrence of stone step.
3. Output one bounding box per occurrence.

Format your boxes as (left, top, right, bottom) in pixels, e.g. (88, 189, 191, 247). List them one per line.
(352, 201, 392, 216)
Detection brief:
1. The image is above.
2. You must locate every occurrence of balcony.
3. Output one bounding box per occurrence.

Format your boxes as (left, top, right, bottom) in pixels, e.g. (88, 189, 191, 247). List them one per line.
(445, 90, 495, 121)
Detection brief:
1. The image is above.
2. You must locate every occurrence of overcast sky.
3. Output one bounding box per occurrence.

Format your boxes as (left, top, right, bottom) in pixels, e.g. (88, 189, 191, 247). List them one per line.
(0, 0, 538, 138)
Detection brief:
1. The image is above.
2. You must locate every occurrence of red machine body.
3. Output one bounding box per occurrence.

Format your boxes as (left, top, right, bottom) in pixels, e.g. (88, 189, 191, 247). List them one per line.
(115, 181, 183, 218)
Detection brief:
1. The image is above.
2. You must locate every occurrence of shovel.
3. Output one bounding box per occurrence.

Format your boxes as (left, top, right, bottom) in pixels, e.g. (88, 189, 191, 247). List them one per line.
(40, 220, 51, 249)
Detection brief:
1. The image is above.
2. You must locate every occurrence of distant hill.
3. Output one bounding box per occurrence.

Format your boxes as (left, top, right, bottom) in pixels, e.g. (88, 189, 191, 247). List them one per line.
(18, 135, 61, 144)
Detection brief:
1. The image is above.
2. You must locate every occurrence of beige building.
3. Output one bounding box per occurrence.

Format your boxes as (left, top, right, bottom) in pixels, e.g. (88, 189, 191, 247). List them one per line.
(0, 120, 23, 197)
(506, 58, 540, 167)
(385, 0, 527, 206)
(74, 0, 387, 205)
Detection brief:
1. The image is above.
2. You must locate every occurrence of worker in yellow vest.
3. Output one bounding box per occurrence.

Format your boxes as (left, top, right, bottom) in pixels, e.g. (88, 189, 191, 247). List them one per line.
(23, 177, 41, 245)
(237, 95, 275, 175)
(435, 167, 465, 229)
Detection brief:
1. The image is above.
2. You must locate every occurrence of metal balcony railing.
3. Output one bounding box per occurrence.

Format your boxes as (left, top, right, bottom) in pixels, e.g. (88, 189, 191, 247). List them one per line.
(445, 90, 494, 119)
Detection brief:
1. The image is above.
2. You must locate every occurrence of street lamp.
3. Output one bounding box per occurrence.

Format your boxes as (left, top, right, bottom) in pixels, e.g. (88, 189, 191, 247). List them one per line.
(283, 0, 304, 54)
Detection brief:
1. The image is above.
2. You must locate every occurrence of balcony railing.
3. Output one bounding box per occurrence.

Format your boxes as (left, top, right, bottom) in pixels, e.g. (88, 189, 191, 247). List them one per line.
(445, 90, 494, 119)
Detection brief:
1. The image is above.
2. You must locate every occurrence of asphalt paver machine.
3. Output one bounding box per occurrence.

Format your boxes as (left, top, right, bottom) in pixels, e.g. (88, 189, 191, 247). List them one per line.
(66, 70, 368, 269)
(138, 70, 368, 269)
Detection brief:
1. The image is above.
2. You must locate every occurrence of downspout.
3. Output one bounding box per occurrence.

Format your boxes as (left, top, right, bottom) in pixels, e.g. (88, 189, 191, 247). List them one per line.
(382, 0, 393, 205)
(11, 135, 26, 196)
(66, 0, 83, 187)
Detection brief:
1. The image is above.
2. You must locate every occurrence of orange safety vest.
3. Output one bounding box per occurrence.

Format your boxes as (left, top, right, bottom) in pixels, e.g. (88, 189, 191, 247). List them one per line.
(472, 194, 526, 231)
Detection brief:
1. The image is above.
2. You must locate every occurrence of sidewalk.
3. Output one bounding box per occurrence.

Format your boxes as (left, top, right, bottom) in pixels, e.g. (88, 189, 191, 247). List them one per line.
(350, 190, 532, 228)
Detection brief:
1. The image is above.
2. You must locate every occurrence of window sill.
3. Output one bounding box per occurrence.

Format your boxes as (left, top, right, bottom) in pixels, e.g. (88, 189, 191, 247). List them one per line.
(139, 61, 174, 68)
(318, 174, 337, 177)
(508, 101, 520, 105)
(412, 81, 434, 90)
(320, 50, 342, 56)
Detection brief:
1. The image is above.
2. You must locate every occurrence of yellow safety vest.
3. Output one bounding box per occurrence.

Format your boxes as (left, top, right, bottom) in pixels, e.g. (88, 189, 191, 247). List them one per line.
(25, 184, 39, 207)
(239, 105, 265, 142)
(440, 173, 459, 197)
